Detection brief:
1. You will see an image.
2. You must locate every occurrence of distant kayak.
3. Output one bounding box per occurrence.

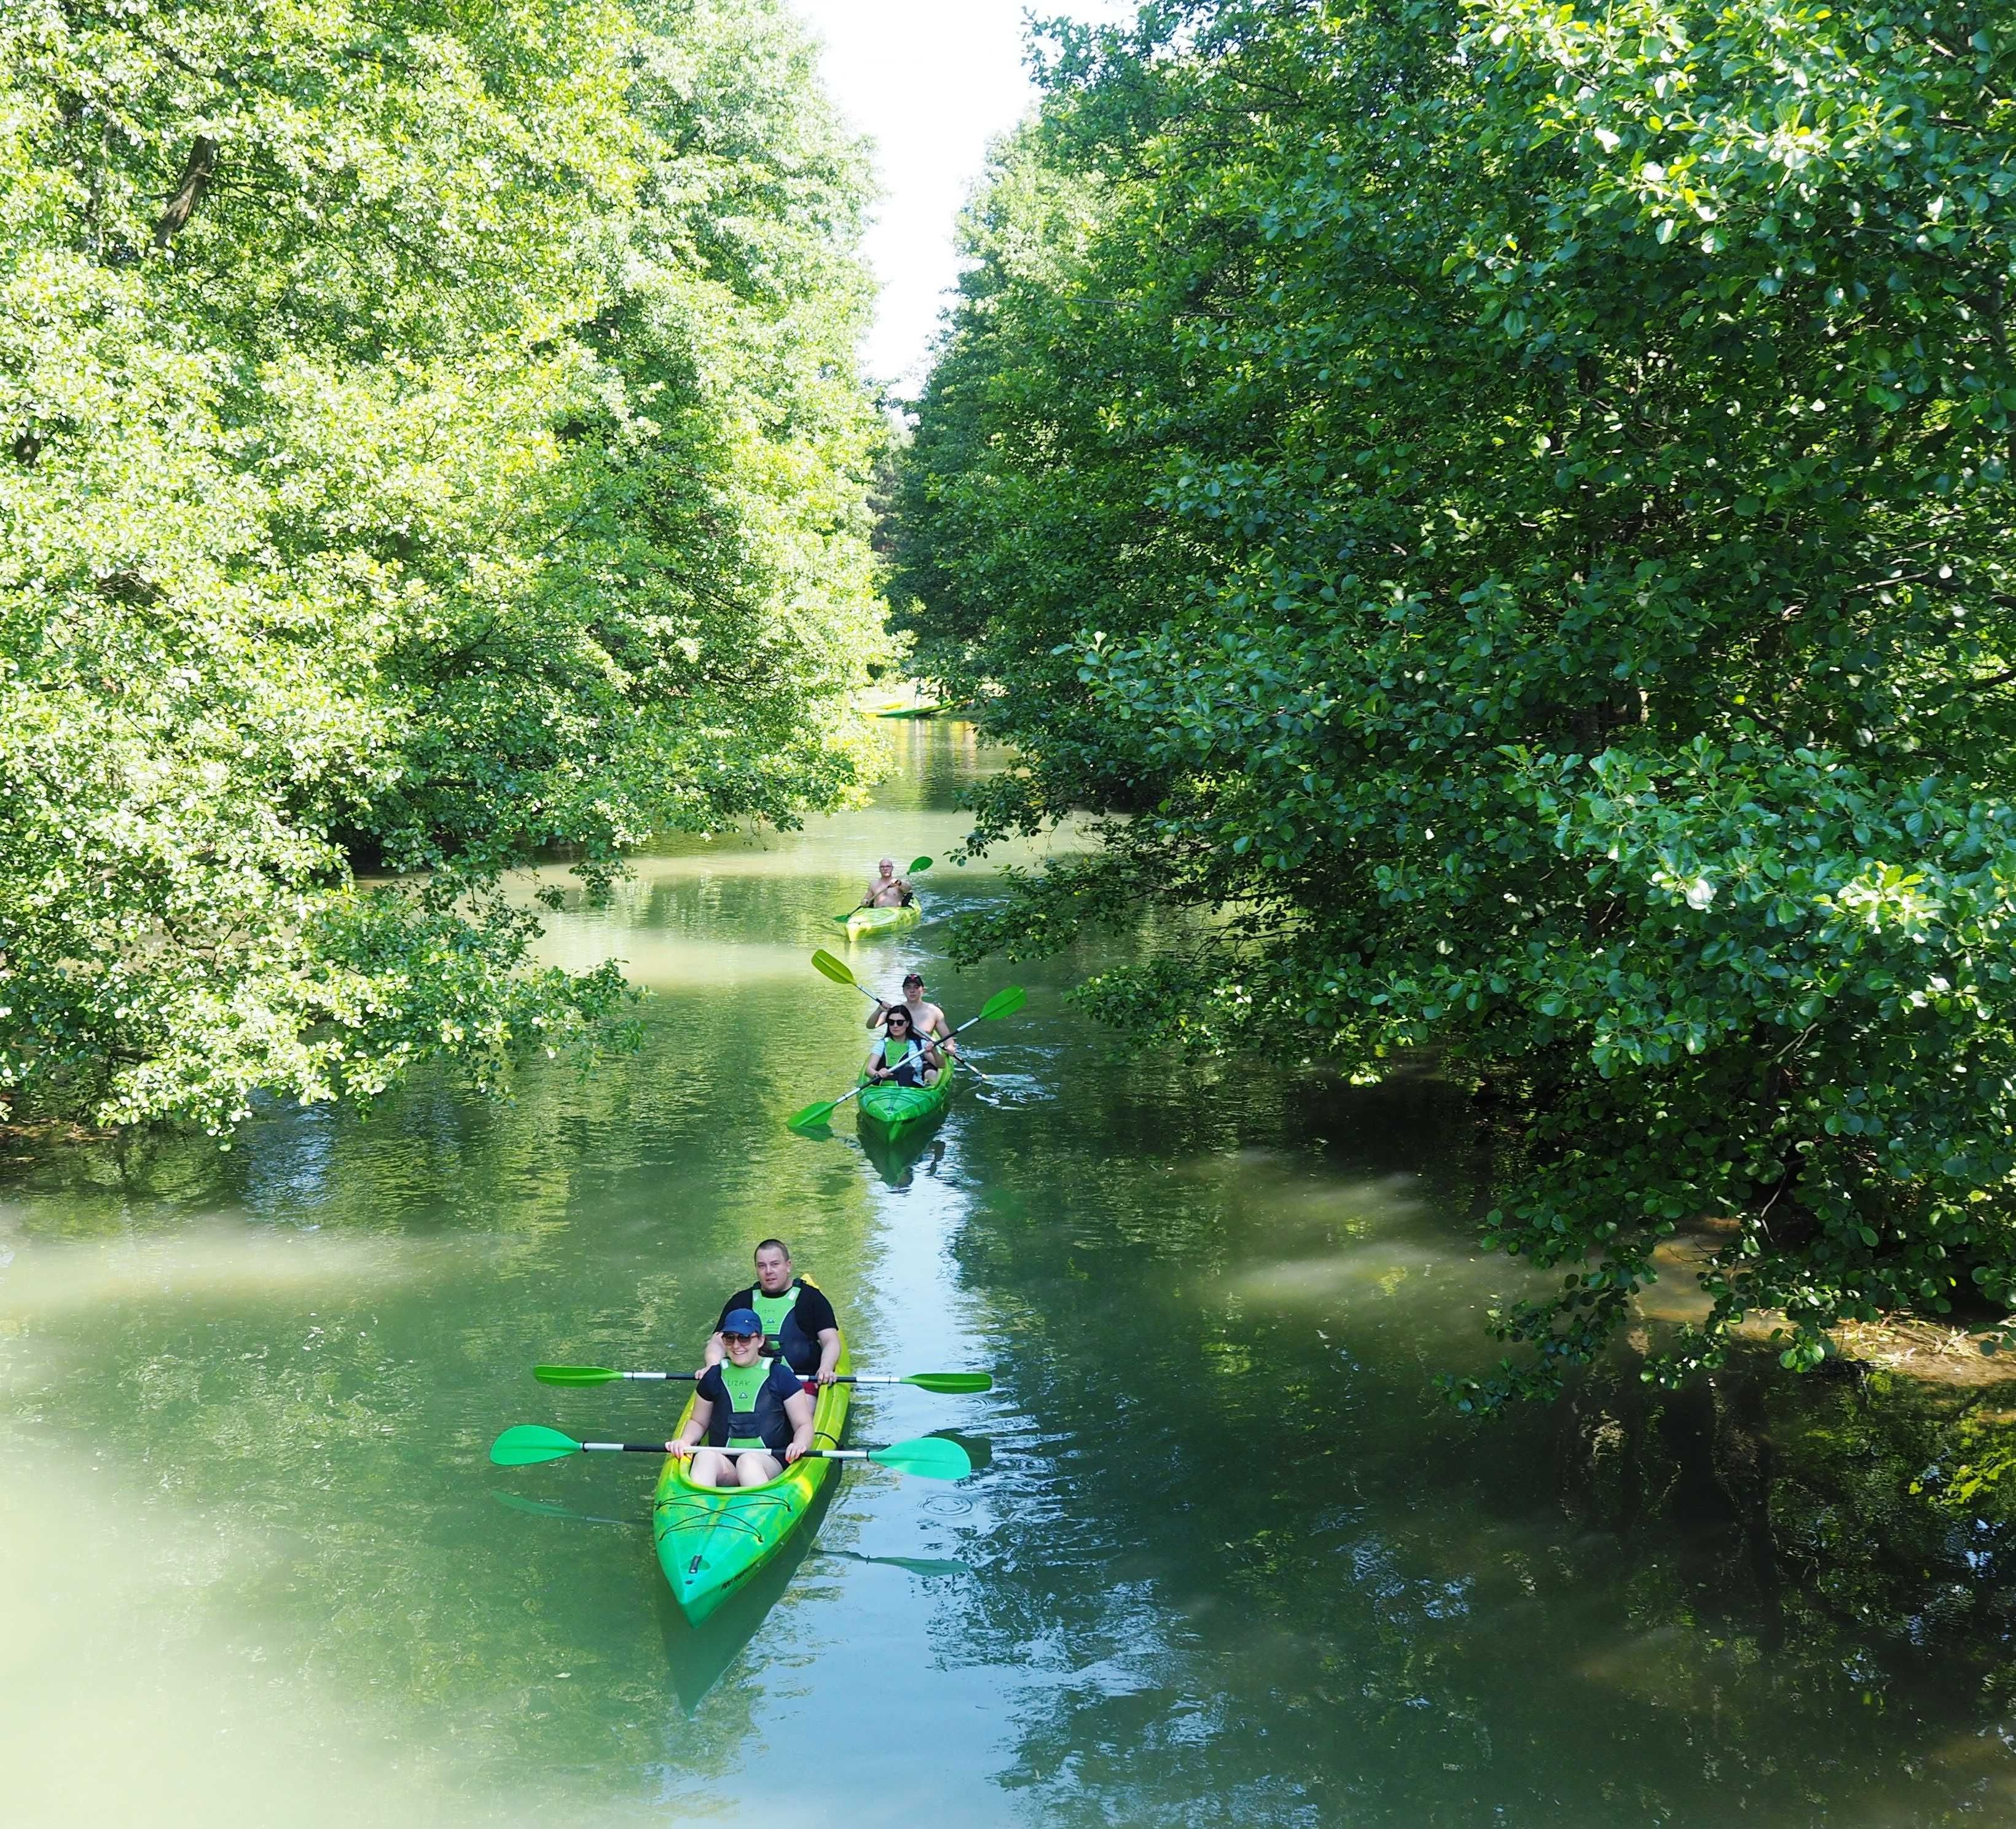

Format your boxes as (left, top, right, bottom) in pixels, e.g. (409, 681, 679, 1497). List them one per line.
(652, 1343, 852, 1626)
(845, 901, 921, 940)
(856, 1063, 953, 1144)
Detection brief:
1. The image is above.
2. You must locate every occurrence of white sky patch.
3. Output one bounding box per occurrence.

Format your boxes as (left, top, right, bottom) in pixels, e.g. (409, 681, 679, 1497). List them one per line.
(787, 0, 1140, 391)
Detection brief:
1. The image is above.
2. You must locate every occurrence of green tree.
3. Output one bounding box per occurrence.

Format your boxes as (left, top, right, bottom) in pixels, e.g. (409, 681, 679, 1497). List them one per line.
(2, 0, 888, 1132)
(897, 0, 2016, 1399)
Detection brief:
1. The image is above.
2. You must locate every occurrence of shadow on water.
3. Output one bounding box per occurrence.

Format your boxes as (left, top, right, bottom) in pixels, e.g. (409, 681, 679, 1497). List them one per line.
(10, 721, 2016, 1827)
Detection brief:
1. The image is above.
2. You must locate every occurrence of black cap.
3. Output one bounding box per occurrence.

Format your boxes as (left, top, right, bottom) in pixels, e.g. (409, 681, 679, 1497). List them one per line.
(902, 972, 924, 986)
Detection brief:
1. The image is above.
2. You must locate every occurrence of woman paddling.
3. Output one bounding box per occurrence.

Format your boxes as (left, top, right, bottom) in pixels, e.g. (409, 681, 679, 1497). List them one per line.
(864, 1005, 942, 1089)
(667, 1309, 816, 1489)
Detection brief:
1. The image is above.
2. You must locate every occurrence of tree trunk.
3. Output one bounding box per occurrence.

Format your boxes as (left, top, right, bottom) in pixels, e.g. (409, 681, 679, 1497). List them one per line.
(152, 136, 218, 248)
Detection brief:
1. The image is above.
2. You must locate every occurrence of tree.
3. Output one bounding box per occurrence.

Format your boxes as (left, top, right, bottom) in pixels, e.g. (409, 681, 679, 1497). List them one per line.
(1, 0, 888, 1132)
(896, 0, 2016, 1400)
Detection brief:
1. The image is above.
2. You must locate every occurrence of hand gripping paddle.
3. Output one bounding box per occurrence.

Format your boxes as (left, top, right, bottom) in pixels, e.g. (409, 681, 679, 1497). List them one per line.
(533, 1365, 993, 1393)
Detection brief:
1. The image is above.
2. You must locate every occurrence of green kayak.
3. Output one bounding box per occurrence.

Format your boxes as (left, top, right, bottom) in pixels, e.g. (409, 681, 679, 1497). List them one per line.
(652, 1342, 852, 1626)
(856, 1060, 954, 1144)
(844, 899, 921, 941)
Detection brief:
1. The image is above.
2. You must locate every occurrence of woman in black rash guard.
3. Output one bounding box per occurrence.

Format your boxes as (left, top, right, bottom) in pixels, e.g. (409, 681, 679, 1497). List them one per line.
(697, 1238, 841, 1385)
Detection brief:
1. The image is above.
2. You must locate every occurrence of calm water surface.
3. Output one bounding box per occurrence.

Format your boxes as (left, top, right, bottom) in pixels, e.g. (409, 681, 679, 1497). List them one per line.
(5, 723, 2015, 1827)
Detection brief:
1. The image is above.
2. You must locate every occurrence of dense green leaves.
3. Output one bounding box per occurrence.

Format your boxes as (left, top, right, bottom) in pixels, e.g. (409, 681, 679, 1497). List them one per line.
(1, 0, 888, 1130)
(896, 0, 2016, 1398)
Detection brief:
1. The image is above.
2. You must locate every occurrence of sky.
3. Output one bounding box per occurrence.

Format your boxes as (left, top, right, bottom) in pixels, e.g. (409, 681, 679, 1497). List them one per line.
(785, 1, 1139, 391)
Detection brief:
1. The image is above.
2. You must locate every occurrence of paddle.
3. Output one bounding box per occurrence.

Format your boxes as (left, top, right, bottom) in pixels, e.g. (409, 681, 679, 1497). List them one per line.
(534, 1365, 993, 1393)
(787, 984, 1024, 1132)
(831, 856, 932, 923)
(810, 949, 1002, 1086)
(489, 1425, 973, 1481)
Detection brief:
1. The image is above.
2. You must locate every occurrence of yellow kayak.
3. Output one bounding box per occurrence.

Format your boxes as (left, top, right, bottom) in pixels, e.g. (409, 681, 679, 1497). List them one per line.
(845, 901, 922, 941)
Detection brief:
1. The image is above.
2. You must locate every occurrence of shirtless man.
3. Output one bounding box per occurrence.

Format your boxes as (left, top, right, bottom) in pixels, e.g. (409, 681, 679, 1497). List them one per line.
(861, 857, 911, 909)
(866, 971, 957, 1059)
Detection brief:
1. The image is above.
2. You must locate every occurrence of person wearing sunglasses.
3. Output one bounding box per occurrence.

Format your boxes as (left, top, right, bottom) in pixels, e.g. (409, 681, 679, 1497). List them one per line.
(667, 1307, 816, 1489)
(700, 1237, 841, 1386)
(864, 1003, 943, 1090)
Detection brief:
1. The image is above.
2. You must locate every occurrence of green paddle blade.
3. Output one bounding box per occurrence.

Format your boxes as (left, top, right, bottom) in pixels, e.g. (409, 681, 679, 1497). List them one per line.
(788, 1099, 840, 1134)
(908, 856, 933, 873)
(978, 985, 1026, 1021)
(810, 948, 856, 986)
(869, 1436, 973, 1481)
(903, 1372, 994, 1393)
(533, 1365, 621, 1387)
(489, 1425, 582, 1467)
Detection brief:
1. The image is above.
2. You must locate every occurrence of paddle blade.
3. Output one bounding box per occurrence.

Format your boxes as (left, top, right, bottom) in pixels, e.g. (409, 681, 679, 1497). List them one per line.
(978, 985, 1026, 1022)
(868, 1436, 973, 1481)
(907, 856, 933, 874)
(810, 949, 856, 987)
(903, 1372, 994, 1394)
(788, 1099, 840, 1134)
(489, 1425, 582, 1467)
(533, 1365, 620, 1387)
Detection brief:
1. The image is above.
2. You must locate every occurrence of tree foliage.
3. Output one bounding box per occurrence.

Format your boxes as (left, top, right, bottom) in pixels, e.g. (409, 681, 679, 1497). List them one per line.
(2, 0, 888, 1130)
(896, 0, 2016, 1399)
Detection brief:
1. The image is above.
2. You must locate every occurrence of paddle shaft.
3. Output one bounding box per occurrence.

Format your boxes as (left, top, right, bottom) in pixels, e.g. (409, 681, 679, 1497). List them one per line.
(582, 1371, 951, 1386)
(581, 1441, 883, 1460)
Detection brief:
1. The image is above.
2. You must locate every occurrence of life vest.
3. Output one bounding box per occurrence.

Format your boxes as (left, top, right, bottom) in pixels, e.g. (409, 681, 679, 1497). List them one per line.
(881, 1031, 930, 1087)
(748, 1279, 819, 1374)
(708, 1358, 790, 1453)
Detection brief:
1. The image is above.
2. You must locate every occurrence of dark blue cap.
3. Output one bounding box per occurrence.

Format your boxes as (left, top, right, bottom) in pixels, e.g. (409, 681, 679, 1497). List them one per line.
(720, 1307, 763, 1336)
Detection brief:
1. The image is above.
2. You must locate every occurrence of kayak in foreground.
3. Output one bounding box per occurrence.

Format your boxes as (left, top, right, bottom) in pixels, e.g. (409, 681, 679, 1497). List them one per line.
(652, 1342, 853, 1625)
(844, 900, 921, 941)
(855, 1063, 954, 1145)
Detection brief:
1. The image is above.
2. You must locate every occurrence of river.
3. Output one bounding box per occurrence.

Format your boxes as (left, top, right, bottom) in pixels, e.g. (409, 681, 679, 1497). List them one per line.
(4, 719, 2015, 1827)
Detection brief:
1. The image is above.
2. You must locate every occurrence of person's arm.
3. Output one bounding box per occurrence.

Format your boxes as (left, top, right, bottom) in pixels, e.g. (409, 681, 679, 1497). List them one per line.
(814, 1325, 841, 1385)
(669, 1389, 714, 1457)
(864, 998, 888, 1030)
(921, 1038, 944, 1073)
(865, 1040, 890, 1081)
(781, 1387, 817, 1463)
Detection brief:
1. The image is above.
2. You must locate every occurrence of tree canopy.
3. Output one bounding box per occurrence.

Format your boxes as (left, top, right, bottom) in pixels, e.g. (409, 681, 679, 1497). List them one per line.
(2, 0, 889, 1131)
(896, 0, 2016, 1399)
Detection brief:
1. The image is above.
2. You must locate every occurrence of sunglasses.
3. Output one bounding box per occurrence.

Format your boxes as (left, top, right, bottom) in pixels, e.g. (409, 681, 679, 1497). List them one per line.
(722, 1332, 760, 1344)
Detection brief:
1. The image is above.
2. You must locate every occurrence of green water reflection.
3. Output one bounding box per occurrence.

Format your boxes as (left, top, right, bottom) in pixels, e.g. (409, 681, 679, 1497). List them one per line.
(4, 719, 2016, 1827)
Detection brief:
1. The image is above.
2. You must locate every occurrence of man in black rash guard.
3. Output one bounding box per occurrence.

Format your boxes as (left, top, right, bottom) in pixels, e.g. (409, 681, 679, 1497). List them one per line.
(699, 1237, 841, 1386)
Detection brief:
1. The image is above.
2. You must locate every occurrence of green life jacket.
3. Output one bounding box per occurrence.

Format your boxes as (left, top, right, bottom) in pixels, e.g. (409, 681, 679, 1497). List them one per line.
(715, 1357, 777, 1451)
(881, 1032, 928, 1087)
(750, 1286, 796, 1353)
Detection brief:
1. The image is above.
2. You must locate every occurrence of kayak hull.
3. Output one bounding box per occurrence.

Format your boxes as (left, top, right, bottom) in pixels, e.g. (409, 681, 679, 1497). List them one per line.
(856, 1064, 954, 1145)
(845, 901, 921, 941)
(653, 1341, 852, 1625)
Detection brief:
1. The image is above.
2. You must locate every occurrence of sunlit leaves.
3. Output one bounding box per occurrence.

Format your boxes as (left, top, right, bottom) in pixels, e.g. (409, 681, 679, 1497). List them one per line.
(0, 0, 887, 1130)
(899, 0, 2016, 1400)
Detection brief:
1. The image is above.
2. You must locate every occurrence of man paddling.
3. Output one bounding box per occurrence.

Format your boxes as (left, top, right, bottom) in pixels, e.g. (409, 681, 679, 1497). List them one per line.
(861, 856, 911, 909)
(668, 1310, 815, 1489)
(865, 970, 957, 1062)
(702, 1238, 842, 1386)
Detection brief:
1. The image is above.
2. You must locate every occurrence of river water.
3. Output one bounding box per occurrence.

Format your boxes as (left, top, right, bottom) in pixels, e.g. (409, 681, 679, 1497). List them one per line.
(5, 720, 2016, 1827)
